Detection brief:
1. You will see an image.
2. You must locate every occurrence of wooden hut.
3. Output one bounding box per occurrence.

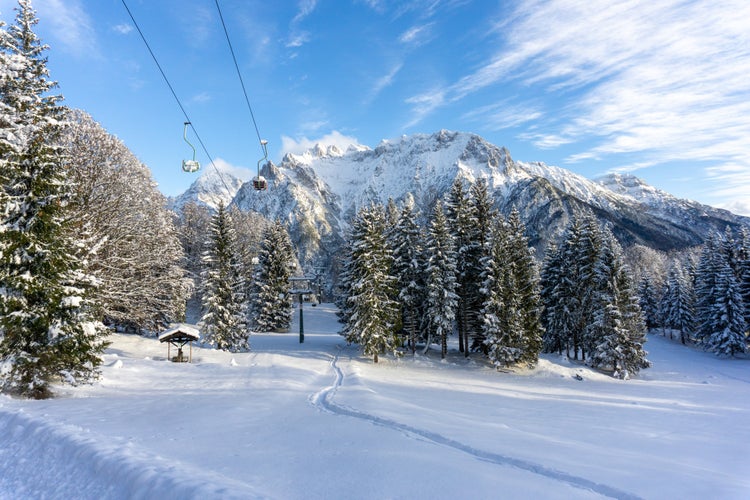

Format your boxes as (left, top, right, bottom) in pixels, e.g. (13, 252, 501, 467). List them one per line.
(159, 324, 200, 362)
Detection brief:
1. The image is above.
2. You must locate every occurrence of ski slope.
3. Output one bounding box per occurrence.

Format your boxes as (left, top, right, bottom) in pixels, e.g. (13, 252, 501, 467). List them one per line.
(1, 304, 748, 499)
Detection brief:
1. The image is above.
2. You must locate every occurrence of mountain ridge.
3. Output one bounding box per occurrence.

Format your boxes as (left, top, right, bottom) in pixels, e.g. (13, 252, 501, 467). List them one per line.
(171, 130, 749, 276)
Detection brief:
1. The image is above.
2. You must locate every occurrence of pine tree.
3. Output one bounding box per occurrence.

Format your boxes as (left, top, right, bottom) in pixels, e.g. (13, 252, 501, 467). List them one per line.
(737, 227, 750, 333)
(444, 178, 471, 354)
(389, 194, 424, 354)
(249, 219, 296, 333)
(588, 228, 650, 379)
(540, 242, 566, 354)
(694, 235, 722, 344)
(481, 210, 543, 369)
(342, 204, 400, 363)
(464, 179, 495, 354)
(424, 201, 457, 359)
(703, 253, 747, 357)
(637, 273, 660, 331)
(200, 203, 248, 351)
(663, 261, 695, 344)
(0, 1, 107, 398)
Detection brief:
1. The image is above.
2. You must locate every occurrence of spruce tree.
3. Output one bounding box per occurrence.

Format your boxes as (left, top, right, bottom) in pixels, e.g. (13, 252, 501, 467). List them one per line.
(201, 203, 248, 351)
(444, 178, 471, 354)
(637, 273, 660, 331)
(588, 228, 650, 379)
(424, 201, 457, 359)
(703, 253, 747, 357)
(694, 235, 722, 344)
(540, 242, 566, 354)
(481, 210, 543, 369)
(389, 194, 424, 354)
(249, 219, 296, 332)
(663, 262, 695, 344)
(342, 205, 400, 363)
(737, 228, 750, 333)
(0, 1, 107, 398)
(464, 179, 495, 354)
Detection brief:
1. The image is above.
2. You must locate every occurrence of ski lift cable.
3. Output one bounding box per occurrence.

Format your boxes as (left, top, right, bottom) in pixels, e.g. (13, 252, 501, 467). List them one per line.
(119, 0, 233, 194)
(214, 0, 265, 150)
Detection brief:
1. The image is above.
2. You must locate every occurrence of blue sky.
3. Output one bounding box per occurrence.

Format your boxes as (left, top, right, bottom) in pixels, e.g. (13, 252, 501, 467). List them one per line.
(4, 0, 750, 214)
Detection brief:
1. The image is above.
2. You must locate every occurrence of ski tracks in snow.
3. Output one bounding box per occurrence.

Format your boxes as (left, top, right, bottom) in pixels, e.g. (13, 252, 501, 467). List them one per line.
(310, 347, 642, 500)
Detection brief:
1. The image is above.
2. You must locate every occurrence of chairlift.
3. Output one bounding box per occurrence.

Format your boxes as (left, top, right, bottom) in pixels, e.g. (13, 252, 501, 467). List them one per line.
(181, 122, 200, 173)
(253, 138, 269, 191)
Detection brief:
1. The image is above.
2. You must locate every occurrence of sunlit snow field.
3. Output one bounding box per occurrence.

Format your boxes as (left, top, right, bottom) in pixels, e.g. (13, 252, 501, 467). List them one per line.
(1, 304, 748, 499)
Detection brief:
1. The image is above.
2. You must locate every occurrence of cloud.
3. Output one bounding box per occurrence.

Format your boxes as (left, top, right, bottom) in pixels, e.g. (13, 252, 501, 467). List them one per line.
(399, 23, 433, 47)
(365, 63, 403, 105)
(190, 92, 212, 104)
(112, 23, 133, 35)
(34, 0, 98, 57)
(280, 130, 362, 156)
(286, 0, 317, 48)
(461, 101, 542, 131)
(404, 0, 750, 206)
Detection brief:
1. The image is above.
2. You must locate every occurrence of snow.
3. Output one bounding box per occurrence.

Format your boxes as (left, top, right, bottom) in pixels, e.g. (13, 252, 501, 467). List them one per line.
(1, 303, 749, 499)
(157, 323, 201, 341)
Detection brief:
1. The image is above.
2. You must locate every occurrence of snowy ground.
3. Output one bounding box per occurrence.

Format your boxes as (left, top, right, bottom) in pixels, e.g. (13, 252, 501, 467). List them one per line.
(1, 304, 749, 499)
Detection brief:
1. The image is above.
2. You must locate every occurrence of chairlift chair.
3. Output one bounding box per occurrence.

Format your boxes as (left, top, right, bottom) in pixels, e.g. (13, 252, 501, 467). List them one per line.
(182, 122, 200, 173)
(253, 138, 269, 191)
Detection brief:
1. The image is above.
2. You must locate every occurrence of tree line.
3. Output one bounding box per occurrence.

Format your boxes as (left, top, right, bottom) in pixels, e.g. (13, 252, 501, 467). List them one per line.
(637, 227, 749, 357)
(338, 179, 651, 378)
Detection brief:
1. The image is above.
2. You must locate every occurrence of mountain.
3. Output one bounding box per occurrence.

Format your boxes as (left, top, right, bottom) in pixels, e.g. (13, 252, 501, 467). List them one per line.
(174, 130, 748, 278)
(170, 160, 252, 211)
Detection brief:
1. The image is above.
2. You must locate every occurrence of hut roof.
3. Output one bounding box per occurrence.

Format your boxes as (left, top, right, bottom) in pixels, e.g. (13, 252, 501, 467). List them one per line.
(158, 323, 200, 343)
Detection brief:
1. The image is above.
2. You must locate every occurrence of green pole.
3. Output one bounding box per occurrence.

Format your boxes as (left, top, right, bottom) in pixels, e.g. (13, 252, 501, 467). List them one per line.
(299, 293, 304, 343)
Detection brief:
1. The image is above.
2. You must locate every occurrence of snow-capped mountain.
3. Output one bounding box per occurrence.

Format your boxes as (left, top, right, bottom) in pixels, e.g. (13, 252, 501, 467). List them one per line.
(175, 130, 748, 275)
(170, 160, 252, 211)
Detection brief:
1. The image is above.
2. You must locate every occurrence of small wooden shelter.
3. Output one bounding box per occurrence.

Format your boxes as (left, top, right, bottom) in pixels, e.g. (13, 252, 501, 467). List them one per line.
(159, 323, 200, 363)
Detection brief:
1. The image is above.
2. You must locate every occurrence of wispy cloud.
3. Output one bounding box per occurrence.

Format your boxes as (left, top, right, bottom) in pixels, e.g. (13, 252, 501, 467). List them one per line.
(399, 23, 434, 47)
(462, 101, 542, 131)
(365, 63, 403, 105)
(190, 92, 212, 104)
(35, 0, 98, 57)
(112, 23, 133, 35)
(287, 0, 318, 49)
(404, 0, 750, 205)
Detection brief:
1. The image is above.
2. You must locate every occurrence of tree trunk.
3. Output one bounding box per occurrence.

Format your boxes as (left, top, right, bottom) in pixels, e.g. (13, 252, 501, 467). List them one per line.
(374, 352, 379, 363)
(441, 332, 447, 359)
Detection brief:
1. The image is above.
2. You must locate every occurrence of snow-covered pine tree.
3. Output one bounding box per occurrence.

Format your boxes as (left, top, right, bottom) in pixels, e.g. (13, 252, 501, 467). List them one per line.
(576, 211, 604, 360)
(738, 228, 750, 333)
(703, 252, 747, 357)
(663, 261, 695, 344)
(342, 204, 400, 363)
(637, 273, 660, 331)
(249, 219, 295, 333)
(444, 178, 471, 354)
(0, 1, 107, 398)
(201, 203, 248, 351)
(64, 110, 191, 332)
(389, 194, 425, 354)
(544, 214, 589, 359)
(540, 242, 566, 354)
(424, 201, 458, 359)
(481, 209, 543, 369)
(694, 235, 722, 344)
(464, 179, 495, 354)
(504, 208, 543, 366)
(587, 228, 650, 379)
